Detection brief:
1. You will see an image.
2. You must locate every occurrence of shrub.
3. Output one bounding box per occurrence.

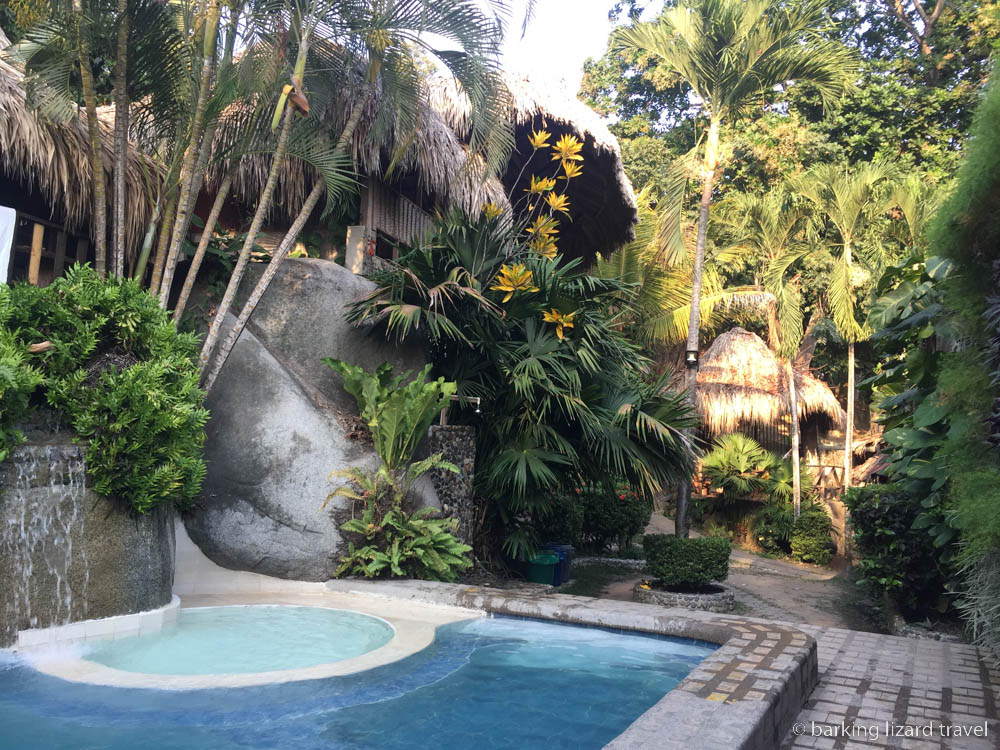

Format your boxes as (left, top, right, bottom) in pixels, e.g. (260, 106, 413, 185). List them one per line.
(1, 266, 208, 512)
(0, 286, 43, 462)
(533, 489, 584, 545)
(845, 484, 948, 615)
(576, 482, 652, 553)
(753, 501, 794, 555)
(643, 534, 730, 589)
(330, 461, 472, 582)
(790, 506, 834, 565)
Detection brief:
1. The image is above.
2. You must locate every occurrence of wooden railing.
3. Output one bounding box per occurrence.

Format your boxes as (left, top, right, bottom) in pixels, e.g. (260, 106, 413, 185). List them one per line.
(4, 211, 88, 287)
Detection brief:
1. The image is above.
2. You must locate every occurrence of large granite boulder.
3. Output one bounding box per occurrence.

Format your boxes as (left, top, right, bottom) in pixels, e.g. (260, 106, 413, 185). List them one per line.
(184, 259, 431, 581)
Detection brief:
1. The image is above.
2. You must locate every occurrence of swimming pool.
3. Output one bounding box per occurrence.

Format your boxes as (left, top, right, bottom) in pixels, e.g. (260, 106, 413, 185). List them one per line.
(0, 616, 715, 749)
(85, 606, 394, 675)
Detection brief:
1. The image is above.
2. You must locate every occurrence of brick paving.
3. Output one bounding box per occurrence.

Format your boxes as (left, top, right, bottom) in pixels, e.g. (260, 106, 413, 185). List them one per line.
(782, 626, 1000, 749)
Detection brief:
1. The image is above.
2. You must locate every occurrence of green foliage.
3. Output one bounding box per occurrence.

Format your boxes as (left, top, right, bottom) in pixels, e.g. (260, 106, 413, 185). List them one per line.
(753, 500, 796, 555)
(701, 433, 775, 503)
(331, 459, 472, 582)
(957, 550, 1000, 667)
(324, 361, 471, 582)
(643, 534, 731, 589)
(1, 265, 207, 512)
(532, 489, 584, 546)
(323, 360, 456, 472)
(844, 484, 948, 616)
(349, 211, 696, 559)
(575, 482, 652, 554)
(789, 505, 834, 565)
(0, 287, 44, 463)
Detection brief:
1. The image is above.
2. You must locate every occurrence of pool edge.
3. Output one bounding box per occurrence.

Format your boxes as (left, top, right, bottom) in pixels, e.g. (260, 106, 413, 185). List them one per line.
(324, 579, 819, 750)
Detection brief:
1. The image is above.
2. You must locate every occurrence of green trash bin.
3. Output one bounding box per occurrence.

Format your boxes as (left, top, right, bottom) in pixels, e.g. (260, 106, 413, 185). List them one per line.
(527, 552, 559, 585)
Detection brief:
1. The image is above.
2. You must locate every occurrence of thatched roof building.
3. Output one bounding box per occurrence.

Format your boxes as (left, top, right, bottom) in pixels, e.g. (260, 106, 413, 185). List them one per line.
(0, 29, 156, 253)
(213, 69, 637, 260)
(429, 74, 638, 261)
(696, 327, 845, 436)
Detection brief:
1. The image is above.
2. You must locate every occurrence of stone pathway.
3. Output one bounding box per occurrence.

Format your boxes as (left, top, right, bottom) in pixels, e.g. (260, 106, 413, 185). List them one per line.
(782, 626, 1000, 749)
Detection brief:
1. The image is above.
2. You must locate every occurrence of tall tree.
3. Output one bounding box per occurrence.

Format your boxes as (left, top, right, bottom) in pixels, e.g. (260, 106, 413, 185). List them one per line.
(717, 190, 810, 515)
(198, 0, 515, 390)
(792, 161, 894, 494)
(614, 0, 856, 536)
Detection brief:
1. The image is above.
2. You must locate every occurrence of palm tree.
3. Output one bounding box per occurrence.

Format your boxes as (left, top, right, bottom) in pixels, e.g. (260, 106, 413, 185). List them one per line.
(717, 190, 810, 516)
(595, 184, 773, 348)
(791, 161, 894, 494)
(615, 0, 856, 536)
(198, 0, 515, 392)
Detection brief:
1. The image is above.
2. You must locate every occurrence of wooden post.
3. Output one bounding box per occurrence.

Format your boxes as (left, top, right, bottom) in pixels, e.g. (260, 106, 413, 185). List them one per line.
(28, 223, 44, 285)
(76, 237, 89, 266)
(53, 231, 68, 279)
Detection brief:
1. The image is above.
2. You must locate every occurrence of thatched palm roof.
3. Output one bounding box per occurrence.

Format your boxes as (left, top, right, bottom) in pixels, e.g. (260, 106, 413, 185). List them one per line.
(208, 79, 510, 222)
(429, 74, 638, 260)
(214, 69, 637, 259)
(696, 327, 845, 435)
(0, 31, 157, 250)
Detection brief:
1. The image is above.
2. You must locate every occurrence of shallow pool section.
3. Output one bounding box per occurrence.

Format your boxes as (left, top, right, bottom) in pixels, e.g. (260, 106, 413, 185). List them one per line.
(0, 616, 715, 749)
(84, 606, 394, 675)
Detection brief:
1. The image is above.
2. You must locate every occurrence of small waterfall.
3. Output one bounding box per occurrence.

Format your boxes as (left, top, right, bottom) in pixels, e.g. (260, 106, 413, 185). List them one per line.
(1, 443, 90, 637)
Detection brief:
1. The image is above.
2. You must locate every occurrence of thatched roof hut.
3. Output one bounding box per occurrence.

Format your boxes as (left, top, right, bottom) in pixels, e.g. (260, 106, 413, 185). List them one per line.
(0, 30, 157, 252)
(696, 327, 845, 436)
(213, 69, 637, 259)
(208, 88, 510, 225)
(429, 74, 638, 261)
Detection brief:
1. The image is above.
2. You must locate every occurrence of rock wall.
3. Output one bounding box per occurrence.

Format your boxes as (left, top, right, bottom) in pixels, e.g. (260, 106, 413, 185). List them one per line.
(0, 438, 175, 648)
(426, 425, 477, 546)
(185, 258, 433, 581)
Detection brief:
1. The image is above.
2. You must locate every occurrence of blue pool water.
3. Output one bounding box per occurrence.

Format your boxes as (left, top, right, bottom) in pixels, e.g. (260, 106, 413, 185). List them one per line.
(0, 616, 715, 750)
(86, 606, 395, 674)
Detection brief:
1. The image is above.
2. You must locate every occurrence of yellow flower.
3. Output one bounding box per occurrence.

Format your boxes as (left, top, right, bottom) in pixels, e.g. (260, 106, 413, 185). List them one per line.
(481, 202, 504, 219)
(528, 129, 551, 149)
(490, 263, 539, 303)
(545, 192, 571, 215)
(560, 161, 584, 180)
(542, 309, 576, 340)
(525, 175, 557, 195)
(525, 215, 559, 238)
(529, 234, 558, 260)
(550, 133, 583, 162)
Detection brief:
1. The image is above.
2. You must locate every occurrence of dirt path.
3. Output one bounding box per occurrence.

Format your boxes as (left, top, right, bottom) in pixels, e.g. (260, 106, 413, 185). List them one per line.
(598, 514, 867, 630)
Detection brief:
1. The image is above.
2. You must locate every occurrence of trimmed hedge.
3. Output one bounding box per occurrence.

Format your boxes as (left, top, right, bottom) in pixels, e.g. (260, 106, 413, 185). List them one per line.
(643, 534, 731, 589)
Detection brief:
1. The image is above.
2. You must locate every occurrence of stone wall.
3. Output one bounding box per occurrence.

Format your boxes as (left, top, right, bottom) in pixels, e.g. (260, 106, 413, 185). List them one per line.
(0, 437, 175, 647)
(426, 425, 477, 546)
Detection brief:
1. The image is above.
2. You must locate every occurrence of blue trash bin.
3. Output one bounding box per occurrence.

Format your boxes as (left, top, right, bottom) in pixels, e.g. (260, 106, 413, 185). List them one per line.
(542, 545, 572, 586)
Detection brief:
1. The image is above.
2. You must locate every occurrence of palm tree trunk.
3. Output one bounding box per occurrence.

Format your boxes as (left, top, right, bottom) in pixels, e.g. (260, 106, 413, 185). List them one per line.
(158, 0, 220, 308)
(76, 2, 107, 278)
(201, 83, 366, 389)
(676, 117, 720, 538)
(111, 0, 129, 277)
(172, 171, 232, 324)
(202, 180, 324, 393)
(148, 193, 177, 291)
(787, 359, 802, 518)
(198, 104, 297, 372)
(133, 195, 161, 282)
(844, 340, 854, 492)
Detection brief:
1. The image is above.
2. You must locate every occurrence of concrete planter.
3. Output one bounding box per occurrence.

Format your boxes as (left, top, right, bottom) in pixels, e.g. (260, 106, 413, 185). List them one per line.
(633, 580, 736, 613)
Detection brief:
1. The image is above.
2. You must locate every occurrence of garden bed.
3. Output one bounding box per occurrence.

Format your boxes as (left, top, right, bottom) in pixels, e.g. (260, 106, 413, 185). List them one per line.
(633, 580, 736, 613)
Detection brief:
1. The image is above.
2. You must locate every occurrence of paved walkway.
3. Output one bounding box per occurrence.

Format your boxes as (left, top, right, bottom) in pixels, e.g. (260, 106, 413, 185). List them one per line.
(782, 626, 1000, 749)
